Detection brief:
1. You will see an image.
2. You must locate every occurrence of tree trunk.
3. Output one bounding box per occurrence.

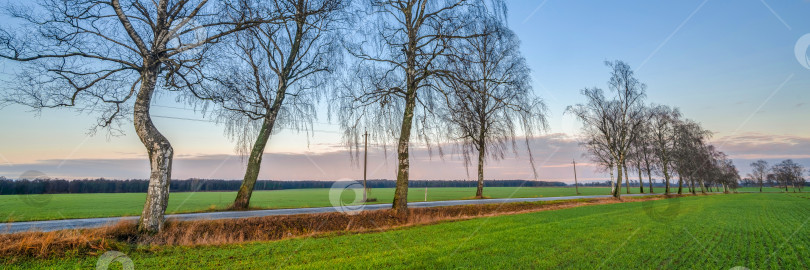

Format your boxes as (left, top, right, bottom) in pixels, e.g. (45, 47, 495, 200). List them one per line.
(392, 86, 417, 215)
(699, 178, 706, 194)
(609, 163, 615, 195)
(675, 172, 681, 195)
(637, 165, 644, 193)
(613, 159, 623, 198)
(475, 140, 485, 198)
(662, 162, 671, 195)
(135, 64, 174, 234)
(232, 116, 276, 210)
(646, 165, 654, 194)
(363, 131, 369, 202)
(685, 176, 691, 193)
(690, 177, 697, 195)
(232, 17, 302, 210)
(624, 165, 630, 194)
(573, 160, 580, 195)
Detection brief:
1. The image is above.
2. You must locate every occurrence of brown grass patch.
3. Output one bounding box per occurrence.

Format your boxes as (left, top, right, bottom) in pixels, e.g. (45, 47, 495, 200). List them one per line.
(0, 194, 702, 260)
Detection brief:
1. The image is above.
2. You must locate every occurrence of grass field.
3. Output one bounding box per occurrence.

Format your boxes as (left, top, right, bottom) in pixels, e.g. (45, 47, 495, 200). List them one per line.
(8, 193, 810, 269)
(1, 187, 615, 222)
(1, 186, 796, 222)
(736, 186, 799, 193)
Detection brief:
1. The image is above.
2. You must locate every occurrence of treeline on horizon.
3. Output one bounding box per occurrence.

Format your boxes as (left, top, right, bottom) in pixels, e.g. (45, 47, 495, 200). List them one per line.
(0, 178, 576, 195)
(5, 177, 782, 195)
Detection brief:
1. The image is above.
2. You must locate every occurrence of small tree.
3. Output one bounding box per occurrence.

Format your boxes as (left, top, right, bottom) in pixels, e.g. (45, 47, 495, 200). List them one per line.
(338, 0, 497, 214)
(627, 108, 654, 194)
(185, 0, 346, 210)
(568, 60, 646, 198)
(772, 160, 804, 193)
(748, 160, 768, 192)
(671, 118, 711, 195)
(634, 117, 658, 194)
(648, 105, 680, 195)
(438, 8, 546, 198)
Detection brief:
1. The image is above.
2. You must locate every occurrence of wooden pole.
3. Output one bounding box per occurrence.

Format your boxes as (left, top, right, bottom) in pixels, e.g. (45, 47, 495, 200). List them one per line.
(573, 159, 580, 195)
(363, 130, 368, 202)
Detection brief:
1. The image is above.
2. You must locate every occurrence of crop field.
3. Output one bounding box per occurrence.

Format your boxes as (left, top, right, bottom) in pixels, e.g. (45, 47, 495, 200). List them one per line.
(0, 187, 616, 222)
(7, 193, 809, 269)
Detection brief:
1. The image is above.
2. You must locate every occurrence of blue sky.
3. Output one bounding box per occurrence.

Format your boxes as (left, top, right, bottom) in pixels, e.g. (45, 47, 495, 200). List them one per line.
(1, 0, 809, 181)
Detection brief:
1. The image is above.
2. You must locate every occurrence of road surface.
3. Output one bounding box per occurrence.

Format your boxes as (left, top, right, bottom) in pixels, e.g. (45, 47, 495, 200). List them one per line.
(1, 193, 660, 234)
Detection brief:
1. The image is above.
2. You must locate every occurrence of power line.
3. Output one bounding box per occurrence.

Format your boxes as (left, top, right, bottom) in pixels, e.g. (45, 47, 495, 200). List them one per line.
(71, 105, 342, 133)
(150, 104, 339, 126)
(151, 114, 342, 134)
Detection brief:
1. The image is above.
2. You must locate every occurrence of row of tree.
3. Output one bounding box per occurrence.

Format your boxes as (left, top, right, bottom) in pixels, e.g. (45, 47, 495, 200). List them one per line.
(746, 159, 806, 192)
(0, 0, 543, 233)
(567, 61, 742, 197)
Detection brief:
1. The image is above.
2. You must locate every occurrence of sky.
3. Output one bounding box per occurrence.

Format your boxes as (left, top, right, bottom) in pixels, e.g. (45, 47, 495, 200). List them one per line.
(1, 0, 809, 182)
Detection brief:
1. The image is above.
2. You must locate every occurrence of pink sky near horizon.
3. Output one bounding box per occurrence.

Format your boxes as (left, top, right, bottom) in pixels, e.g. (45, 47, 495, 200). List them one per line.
(2, 132, 808, 183)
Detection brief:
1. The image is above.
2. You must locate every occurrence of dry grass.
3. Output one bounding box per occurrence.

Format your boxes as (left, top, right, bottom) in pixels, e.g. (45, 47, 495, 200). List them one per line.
(0, 222, 135, 259)
(0, 194, 700, 260)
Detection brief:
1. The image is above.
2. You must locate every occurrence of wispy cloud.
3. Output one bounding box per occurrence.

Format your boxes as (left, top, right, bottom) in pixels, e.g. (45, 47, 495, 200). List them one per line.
(4, 132, 806, 181)
(0, 134, 601, 183)
(712, 133, 810, 173)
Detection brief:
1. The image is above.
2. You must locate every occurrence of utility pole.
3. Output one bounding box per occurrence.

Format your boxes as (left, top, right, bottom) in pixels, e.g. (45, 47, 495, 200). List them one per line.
(363, 130, 369, 202)
(573, 159, 580, 195)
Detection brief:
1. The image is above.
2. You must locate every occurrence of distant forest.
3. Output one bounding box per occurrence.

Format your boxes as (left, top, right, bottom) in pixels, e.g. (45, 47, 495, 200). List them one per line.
(0, 178, 574, 195)
(0, 177, 769, 195)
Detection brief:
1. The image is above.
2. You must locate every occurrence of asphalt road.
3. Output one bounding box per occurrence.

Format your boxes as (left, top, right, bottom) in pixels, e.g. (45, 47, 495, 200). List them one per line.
(0, 193, 659, 234)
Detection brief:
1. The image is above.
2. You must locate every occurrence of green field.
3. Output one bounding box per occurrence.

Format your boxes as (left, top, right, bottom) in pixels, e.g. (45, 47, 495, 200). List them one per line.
(737, 186, 800, 193)
(1, 186, 797, 222)
(1, 187, 614, 222)
(9, 193, 810, 269)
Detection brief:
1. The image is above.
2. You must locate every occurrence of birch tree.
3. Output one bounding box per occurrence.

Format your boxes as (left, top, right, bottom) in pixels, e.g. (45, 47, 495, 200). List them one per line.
(748, 160, 768, 192)
(630, 115, 656, 193)
(438, 7, 545, 198)
(671, 119, 709, 195)
(337, 0, 497, 214)
(568, 60, 646, 198)
(648, 105, 680, 195)
(185, 0, 346, 210)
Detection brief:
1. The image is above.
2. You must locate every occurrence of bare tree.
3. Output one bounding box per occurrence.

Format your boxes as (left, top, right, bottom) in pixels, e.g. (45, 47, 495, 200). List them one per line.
(720, 159, 739, 193)
(766, 172, 777, 187)
(670, 119, 711, 195)
(0, 0, 265, 233)
(748, 160, 768, 192)
(671, 118, 711, 195)
(627, 132, 647, 194)
(647, 105, 680, 195)
(629, 113, 656, 193)
(568, 60, 646, 198)
(184, 0, 346, 210)
(437, 8, 545, 198)
(772, 160, 804, 193)
(337, 0, 496, 214)
(711, 151, 738, 194)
